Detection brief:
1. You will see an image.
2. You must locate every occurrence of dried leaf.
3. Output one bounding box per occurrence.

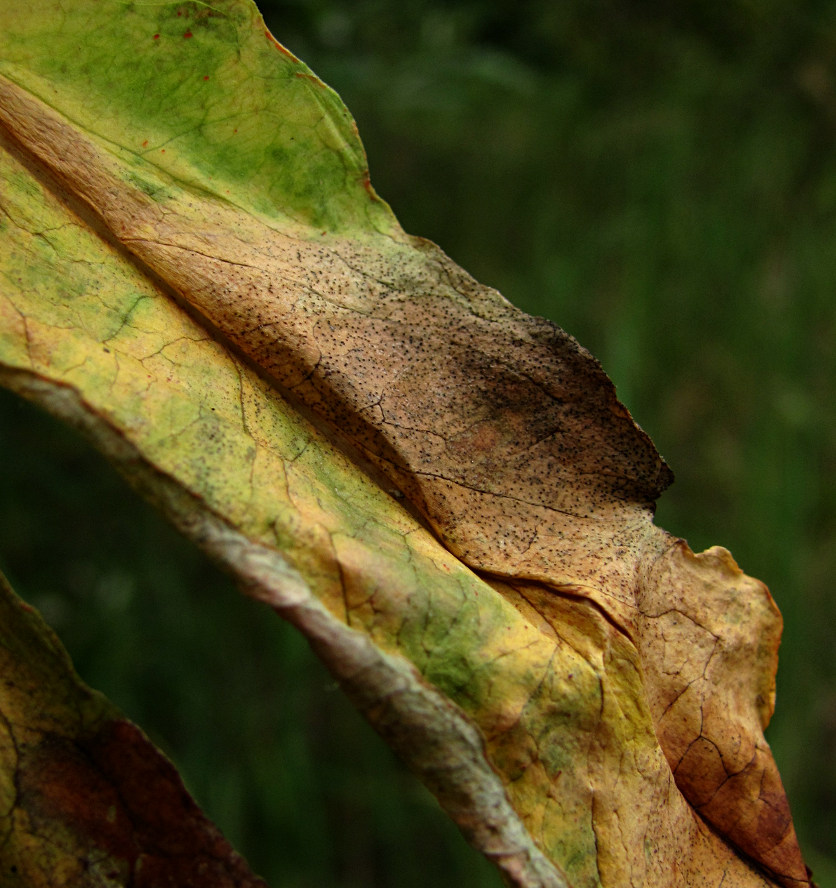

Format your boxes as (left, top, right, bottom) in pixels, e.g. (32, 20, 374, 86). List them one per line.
(0, 572, 268, 887)
(0, 1, 813, 885)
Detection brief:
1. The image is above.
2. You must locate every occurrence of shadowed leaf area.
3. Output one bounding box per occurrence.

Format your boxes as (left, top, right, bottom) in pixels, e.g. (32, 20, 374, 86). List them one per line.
(0, 1, 817, 886)
(0, 573, 267, 886)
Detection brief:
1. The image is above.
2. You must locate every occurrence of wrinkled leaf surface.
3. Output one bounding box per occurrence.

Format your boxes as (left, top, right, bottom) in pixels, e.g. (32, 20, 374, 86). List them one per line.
(0, 2, 811, 886)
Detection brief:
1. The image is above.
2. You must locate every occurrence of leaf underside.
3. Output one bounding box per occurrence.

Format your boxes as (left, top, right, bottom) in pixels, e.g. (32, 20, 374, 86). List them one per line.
(0, 2, 811, 886)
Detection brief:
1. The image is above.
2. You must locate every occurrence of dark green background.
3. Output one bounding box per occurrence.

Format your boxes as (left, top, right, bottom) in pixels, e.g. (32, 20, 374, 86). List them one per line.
(0, 1, 833, 884)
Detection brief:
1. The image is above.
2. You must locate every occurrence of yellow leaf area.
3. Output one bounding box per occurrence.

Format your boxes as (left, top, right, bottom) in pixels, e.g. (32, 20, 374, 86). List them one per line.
(0, 2, 810, 886)
(0, 573, 268, 886)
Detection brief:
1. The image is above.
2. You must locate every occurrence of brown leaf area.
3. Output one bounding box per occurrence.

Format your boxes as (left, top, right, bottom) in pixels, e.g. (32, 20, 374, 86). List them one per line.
(0, 75, 813, 886)
(639, 543, 804, 882)
(0, 573, 268, 888)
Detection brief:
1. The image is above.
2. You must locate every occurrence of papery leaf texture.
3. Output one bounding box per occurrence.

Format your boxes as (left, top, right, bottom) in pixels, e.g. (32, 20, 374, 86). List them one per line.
(0, 1, 812, 886)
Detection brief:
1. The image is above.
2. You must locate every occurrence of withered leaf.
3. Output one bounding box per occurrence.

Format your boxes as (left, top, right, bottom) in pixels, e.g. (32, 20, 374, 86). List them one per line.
(0, 2, 813, 886)
(0, 572, 268, 887)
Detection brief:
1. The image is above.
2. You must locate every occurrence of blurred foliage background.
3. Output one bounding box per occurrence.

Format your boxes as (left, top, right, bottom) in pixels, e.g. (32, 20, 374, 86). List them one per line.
(0, 0, 834, 884)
